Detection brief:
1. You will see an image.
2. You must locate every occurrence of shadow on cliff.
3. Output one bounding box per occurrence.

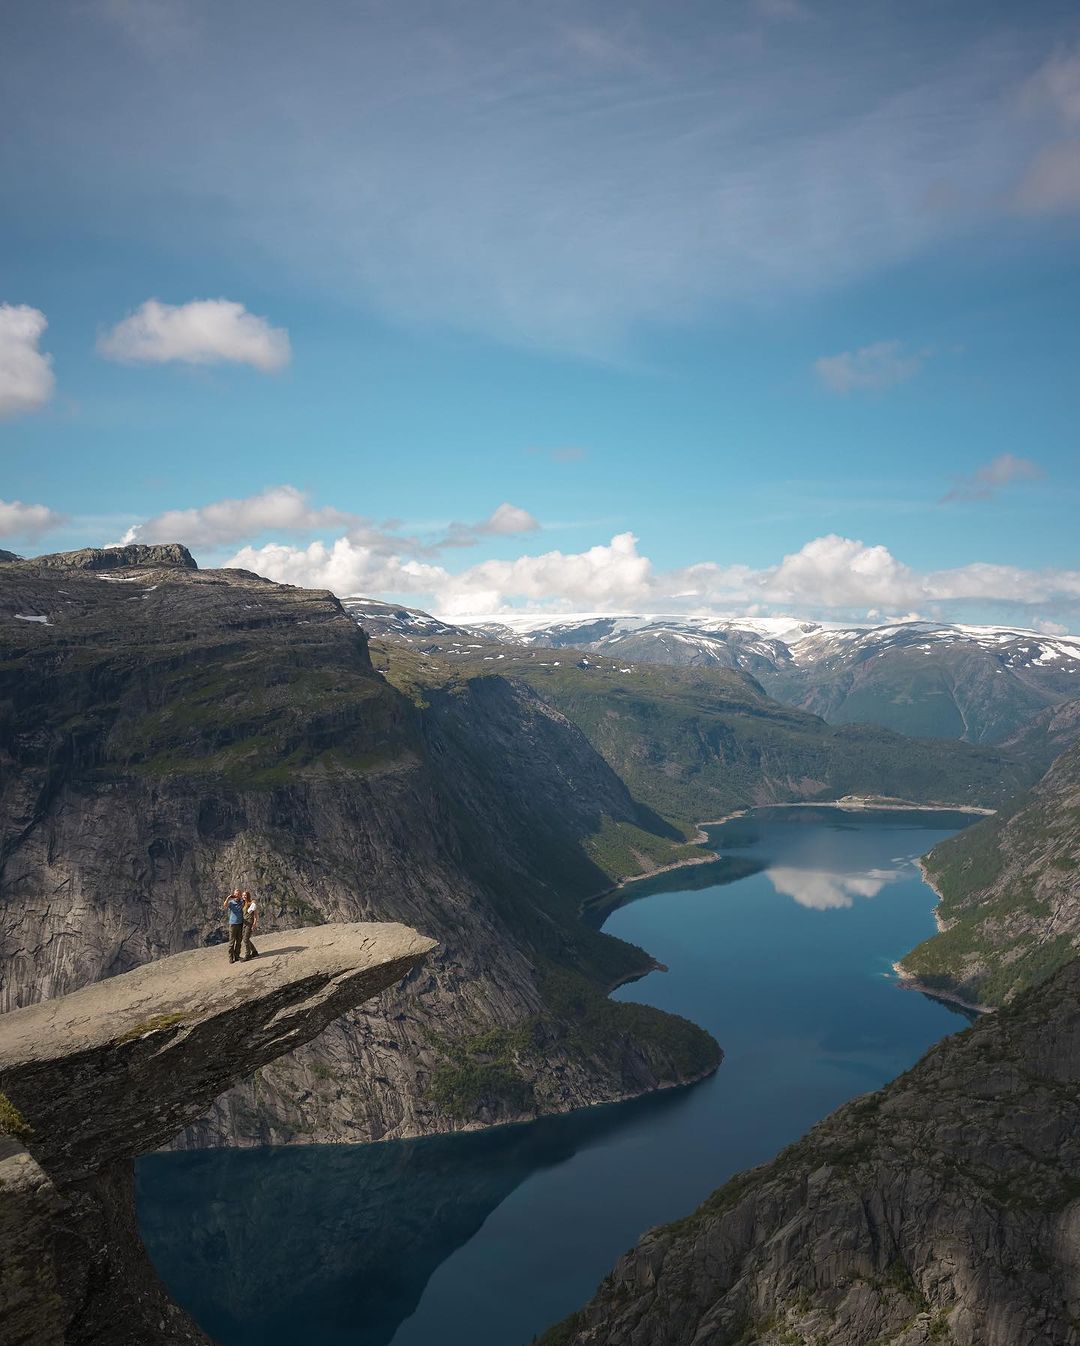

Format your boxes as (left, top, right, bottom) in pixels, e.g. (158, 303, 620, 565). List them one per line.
(136, 1086, 697, 1346)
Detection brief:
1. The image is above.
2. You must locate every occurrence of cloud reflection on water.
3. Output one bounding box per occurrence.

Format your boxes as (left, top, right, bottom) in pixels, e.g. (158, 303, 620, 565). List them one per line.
(765, 865, 902, 911)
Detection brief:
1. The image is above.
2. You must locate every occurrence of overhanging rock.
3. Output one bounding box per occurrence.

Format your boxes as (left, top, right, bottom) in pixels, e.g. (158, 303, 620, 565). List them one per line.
(0, 922, 436, 1346)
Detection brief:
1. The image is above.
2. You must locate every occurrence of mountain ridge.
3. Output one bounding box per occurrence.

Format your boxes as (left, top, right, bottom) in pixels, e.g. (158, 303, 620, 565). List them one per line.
(349, 600, 1080, 747)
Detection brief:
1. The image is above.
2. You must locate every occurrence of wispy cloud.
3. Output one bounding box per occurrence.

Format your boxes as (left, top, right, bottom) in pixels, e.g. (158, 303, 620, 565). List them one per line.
(5, 6, 1073, 353)
(814, 341, 925, 395)
(98, 299, 291, 371)
(1011, 45, 1080, 214)
(0, 304, 55, 418)
(941, 453, 1045, 503)
(439, 502, 541, 549)
(120, 485, 351, 549)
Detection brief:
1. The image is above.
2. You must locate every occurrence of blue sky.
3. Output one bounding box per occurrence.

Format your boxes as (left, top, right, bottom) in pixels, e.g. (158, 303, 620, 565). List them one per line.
(2, 0, 1079, 626)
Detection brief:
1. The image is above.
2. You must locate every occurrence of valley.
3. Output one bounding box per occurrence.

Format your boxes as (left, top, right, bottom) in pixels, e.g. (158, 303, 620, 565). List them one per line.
(3, 549, 1080, 1346)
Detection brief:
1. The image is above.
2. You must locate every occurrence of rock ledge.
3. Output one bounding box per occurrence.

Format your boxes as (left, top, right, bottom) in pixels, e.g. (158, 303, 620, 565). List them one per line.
(0, 922, 436, 1346)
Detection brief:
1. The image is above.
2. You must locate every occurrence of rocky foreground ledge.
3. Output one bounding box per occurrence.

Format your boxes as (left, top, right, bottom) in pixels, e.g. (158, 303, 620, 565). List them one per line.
(0, 922, 436, 1346)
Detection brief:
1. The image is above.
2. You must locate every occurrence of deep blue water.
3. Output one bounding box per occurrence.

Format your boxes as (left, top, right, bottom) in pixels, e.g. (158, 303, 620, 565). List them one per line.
(137, 807, 976, 1346)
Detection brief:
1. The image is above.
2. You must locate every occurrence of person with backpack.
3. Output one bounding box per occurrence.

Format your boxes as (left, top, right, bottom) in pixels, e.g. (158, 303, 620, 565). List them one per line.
(223, 889, 246, 964)
(241, 890, 260, 961)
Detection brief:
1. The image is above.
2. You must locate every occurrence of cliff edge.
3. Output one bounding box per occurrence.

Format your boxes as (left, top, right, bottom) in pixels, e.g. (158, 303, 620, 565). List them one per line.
(0, 922, 436, 1346)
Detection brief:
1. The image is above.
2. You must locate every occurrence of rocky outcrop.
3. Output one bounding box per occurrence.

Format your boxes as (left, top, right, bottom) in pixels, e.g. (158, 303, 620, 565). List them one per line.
(0, 554, 717, 1147)
(540, 958, 1080, 1346)
(28, 543, 198, 571)
(0, 922, 434, 1346)
(899, 740, 1080, 1008)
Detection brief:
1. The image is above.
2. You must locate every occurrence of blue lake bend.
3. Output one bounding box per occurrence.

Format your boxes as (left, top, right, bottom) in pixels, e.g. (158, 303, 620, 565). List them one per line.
(137, 806, 977, 1346)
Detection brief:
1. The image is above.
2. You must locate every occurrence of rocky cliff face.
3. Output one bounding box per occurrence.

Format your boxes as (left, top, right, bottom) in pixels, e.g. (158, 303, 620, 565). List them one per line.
(540, 957, 1080, 1346)
(898, 740, 1080, 1008)
(0, 922, 435, 1346)
(0, 548, 717, 1147)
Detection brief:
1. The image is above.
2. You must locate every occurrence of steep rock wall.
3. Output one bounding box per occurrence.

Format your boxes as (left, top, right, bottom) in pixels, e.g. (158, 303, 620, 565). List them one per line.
(0, 552, 717, 1147)
(540, 959, 1080, 1346)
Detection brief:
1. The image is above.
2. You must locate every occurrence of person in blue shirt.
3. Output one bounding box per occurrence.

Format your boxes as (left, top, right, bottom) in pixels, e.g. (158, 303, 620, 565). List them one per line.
(223, 889, 246, 964)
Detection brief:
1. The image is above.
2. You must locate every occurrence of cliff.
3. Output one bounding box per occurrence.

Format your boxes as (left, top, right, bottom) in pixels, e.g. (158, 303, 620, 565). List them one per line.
(0, 548, 717, 1147)
(539, 957, 1080, 1346)
(899, 739, 1080, 1007)
(0, 922, 435, 1346)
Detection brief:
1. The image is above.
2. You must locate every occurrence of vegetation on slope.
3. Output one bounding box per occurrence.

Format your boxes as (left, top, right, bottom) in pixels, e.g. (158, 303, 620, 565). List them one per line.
(372, 644, 1035, 829)
(901, 741, 1080, 1006)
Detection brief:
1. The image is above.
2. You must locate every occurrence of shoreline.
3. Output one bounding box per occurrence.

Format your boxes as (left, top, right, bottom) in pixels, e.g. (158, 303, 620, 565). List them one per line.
(729, 795, 996, 817)
(892, 855, 990, 1012)
(588, 797, 996, 1020)
(890, 961, 991, 1015)
(590, 796, 995, 911)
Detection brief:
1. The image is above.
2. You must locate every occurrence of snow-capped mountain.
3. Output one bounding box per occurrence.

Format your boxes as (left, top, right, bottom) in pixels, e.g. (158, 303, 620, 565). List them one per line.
(348, 599, 1080, 746)
(341, 596, 470, 640)
(458, 610, 1080, 676)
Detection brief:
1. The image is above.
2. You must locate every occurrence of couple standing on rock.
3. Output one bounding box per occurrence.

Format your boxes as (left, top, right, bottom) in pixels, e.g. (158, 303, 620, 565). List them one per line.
(223, 889, 259, 964)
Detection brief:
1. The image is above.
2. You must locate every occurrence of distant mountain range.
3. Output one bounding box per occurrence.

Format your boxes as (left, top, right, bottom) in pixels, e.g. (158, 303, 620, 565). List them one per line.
(345, 599, 1080, 745)
(345, 598, 1038, 827)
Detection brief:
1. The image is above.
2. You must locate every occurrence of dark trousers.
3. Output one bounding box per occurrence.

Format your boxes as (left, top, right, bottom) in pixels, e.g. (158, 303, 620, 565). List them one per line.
(242, 920, 258, 959)
(228, 923, 244, 962)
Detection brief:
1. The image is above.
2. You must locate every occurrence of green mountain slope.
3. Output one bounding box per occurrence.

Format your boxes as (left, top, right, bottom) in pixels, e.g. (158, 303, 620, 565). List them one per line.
(370, 639, 1038, 830)
(899, 740, 1080, 1007)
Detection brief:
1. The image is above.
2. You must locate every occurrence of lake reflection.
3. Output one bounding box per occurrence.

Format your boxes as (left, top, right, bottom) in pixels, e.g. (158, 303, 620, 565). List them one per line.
(138, 807, 977, 1346)
(137, 1089, 692, 1346)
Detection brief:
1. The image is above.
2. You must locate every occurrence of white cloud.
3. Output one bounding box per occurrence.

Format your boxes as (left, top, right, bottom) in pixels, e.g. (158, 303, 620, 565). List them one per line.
(98, 299, 290, 371)
(766, 866, 899, 911)
(111, 484, 1080, 628)
(814, 341, 924, 395)
(941, 453, 1045, 502)
(225, 527, 1080, 626)
(481, 502, 540, 536)
(122, 485, 351, 549)
(227, 530, 652, 616)
(227, 537, 450, 599)
(436, 532, 652, 616)
(0, 305, 56, 419)
(0, 497, 63, 540)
